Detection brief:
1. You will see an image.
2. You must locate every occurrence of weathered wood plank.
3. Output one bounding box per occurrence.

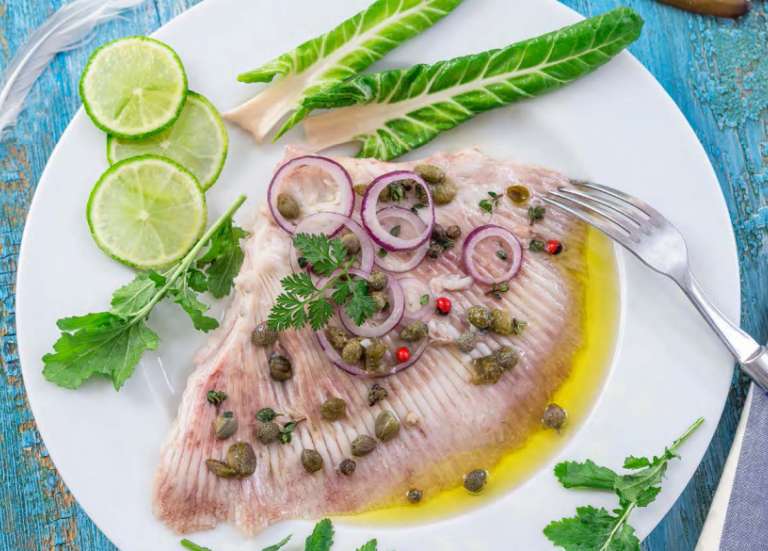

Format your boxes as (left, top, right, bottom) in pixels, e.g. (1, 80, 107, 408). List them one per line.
(0, 1, 765, 549)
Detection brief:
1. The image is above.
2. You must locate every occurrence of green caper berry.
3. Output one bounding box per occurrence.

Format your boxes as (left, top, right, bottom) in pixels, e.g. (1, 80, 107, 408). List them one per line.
(206, 459, 238, 479)
(268, 353, 293, 381)
(252, 321, 278, 347)
(414, 164, 445, 185)
(226, 442, 257, 477)
(351, 435, 377, 457)
(374, 411, 401, 442)
(464, 469, 488, 493)
(370, 291, 389, 312)
(494, 346, 518, 370)
(341, 339, 364, 364)
(471, 355, 505, 385)
(446, 225, 462, 240)
(364, 339, 388, 373)
(325, 326, 349, 351)
(367, 383, 388, 406)
(542, 403, 567, 430)
(368, 270, 388, 291)
(276, 192, 300, 219)
(213, 411, 238, 440)
(301, 449, 324, 473)
(407, 488, 423, 504)
(339, 458, 357, 476)
(341, 233, 361, 255)
(256, 421, 281, 444)
(399, 320, 429, 342)
(433, 180, 457, 205)
(490, 308, 514, 336)
(320, 397, 347, 421)
(455, 331, 477, 353)
(467, 306, 492, 329)
(506, 184, 531, 205)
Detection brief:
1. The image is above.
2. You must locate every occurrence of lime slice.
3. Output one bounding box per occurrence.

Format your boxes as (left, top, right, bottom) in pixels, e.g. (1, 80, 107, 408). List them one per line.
(87, 155, 207, 269)
(80, 36, 188, 139)
(107, 92, 228, 190)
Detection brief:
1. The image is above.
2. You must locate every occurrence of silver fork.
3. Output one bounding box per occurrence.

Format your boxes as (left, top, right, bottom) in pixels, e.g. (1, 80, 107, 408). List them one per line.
(542, 181, 768, 389)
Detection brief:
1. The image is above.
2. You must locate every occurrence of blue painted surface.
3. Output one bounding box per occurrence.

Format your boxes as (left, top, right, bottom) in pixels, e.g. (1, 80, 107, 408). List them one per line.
(0, 0, 765, 549)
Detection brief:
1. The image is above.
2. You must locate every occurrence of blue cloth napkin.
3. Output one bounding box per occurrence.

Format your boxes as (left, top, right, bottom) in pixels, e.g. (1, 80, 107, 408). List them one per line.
(721, 387, 768, 549)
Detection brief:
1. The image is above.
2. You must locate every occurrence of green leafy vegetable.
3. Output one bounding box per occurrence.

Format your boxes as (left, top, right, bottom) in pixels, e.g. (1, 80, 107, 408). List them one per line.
(228, 0, 463, 141)
(544, 417, 704, 551)
(268, 233, 376, 331)
(479, 191, 502, 214)
(302, 7, 644, 160)
(180, 539, 211, 551)
(528, 205, 546, 225)
(356, 540, 378, 551)
(43, 195, 248, 390)
(256, 407, 280, 422)
(261, 535, 291, 551)
(305, 518, 334, 551)
(197, 219, 249, 298)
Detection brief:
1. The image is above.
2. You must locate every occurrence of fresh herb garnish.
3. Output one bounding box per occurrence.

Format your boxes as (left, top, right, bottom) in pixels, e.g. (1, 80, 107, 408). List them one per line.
(496, 248, 508, 261)
(180, 539, 211, 551)
(261, 535, 292, 551)
(389, 224, 402, 237)
(410, 202, 426, 214)
(257, 518, 378, 551)
(256, 407, 280, 422)
(529, 239, 546, 252)
(386, 182, 406, 202)
(279, 418, 305, 444)
(486, 281, 510, 299)
(268, 234, 377, 331)
(544, 417, 704, 551)
(420, 294, 430, 306)
(377, 248, 388, 258)
(206, 390, 227, 406)
(42, 196, 248, 390)
(528, 205, 545, 225)
(478, 191, 502, 214)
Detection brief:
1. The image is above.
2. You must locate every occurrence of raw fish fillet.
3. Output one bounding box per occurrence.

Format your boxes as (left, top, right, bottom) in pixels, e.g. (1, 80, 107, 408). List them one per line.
(153, 148, 588, 535)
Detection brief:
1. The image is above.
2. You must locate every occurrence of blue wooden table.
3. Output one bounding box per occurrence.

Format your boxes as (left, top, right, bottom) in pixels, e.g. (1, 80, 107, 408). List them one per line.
(0, 0, 765, 549)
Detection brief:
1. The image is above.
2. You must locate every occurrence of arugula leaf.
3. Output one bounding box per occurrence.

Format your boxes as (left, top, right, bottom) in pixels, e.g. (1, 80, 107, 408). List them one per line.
(544, 505, 640, 551)
(305, 518, 334, 551)
(197, 218, 248, 298)
(261, 535, 291, 551)
(356, 540, 378, 551)
(228, 0, 463, 141)
(303, 8, 643, 160)
(168, 278, 219, 332)
(554, 459, 617, 491)
(180, 539, 212, 551)
(110, 273, 160, 318)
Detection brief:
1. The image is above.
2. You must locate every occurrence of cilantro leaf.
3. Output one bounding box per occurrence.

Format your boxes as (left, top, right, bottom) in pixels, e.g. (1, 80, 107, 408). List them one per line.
(308, 299, 334, 331)
(343, 279, 377, 326)
(261, 535, 291, 551)
(554, 459, 618, 491)
(293, 233, 347, 276)
(281, 272, 318, 297)
(544, 505, 640, 551)
(305, 518, 334, 551)
(268, 293, 309, 331)
(197, 219, 248, 298)
(355, 540, 378, 551)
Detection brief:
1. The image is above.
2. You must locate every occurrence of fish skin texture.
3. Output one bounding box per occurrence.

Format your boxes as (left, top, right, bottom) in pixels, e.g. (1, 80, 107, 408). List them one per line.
(153, 147, 587, 535)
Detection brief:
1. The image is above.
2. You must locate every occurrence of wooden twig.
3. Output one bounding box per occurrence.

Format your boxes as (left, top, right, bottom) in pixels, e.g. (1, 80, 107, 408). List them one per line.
(657, 0, 750, 18)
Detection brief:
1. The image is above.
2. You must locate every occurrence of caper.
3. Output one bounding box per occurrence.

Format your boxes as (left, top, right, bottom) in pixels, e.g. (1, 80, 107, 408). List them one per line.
(399, 320, 429, 342)
(542, 403, 567, 431)
(351, 434, 377, 457)
(252, 321, 278, 347)
(407, 488, 423, 504)
(226, 442, 257, 477)
(446, 225, 462, 240)
(427, 242, 443, 259)
(433, 180, 457, 205)
(364, 339, 387, 373)
(414, 164, 445, 185)
(368, 270, 388, 291)
(467, 306, 492, 329)
(471, 355, 504, 385)
(320, 397, 347, 421)
(506, 184, 531, 205)
(276, 192, 300, 219)
(490, 308, 514, 336)
(354, 184, 368, 196)
(325, 326, 349, 351)
(341, 232, 361, 255)
(256, 421, 281, 444)
(268, 353, 293, 381)
(206, 459, 238, 479)
(494, 346, 518, 370)
(301, 449, 324, 473)
(455, 331, 478, 353)
(370, 291, 389, 312)
(339, 458, 357, 476)
(431, 223, 448, 243)
(213, 411, 238, 440)
(464, 469, 488, 493)
(340, 339, 364, 364)
(375, 411, 401, 442)
(367, 383, 388, 406)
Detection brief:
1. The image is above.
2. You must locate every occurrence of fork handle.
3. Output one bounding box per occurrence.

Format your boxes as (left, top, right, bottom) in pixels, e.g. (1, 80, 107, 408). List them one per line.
(681, 274, 768, 389)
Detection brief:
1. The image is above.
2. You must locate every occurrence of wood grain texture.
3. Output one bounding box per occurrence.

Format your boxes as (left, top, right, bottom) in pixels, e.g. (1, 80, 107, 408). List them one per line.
(0, 0, 765, 549)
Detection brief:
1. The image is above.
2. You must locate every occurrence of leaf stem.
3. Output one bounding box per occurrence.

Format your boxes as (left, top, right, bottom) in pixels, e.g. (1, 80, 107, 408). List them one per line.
(599, 502, 635, 551)
(670, 417, 704, 453)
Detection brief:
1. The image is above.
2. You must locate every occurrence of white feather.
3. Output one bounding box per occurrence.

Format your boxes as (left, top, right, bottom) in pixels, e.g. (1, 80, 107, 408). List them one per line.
(0, 0, 147, 135)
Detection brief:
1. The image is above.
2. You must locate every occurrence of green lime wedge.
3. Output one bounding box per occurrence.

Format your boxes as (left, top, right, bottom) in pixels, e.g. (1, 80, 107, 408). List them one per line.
(107, 92, 228, 190)
(80, 36, 188, 139)
(87, 155, 207, 269)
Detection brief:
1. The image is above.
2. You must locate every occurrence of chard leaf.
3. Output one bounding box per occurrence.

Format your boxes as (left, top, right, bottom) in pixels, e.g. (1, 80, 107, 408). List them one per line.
(227, 0, 463, 141)
(302, 7, 643, 160)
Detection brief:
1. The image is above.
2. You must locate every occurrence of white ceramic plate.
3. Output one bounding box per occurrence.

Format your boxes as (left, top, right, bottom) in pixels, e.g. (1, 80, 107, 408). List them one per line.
(17, 0, 739, 549)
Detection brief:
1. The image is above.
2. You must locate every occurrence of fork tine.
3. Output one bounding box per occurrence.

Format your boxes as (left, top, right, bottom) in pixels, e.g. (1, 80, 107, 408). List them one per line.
(547, 190, 635, 234)
(555, 187, 643, 228)
(541, 194, 633, 248)
(570, 180, 662, 222)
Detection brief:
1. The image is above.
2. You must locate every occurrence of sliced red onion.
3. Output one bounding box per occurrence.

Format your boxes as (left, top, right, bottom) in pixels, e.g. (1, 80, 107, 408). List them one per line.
(289, 212, 374, 274)
(461, 224, 523, 285)
(268, 155, 353, 234)
(340, 272, 405, 337)
(398, 276, 433, 321)
(361, 170, 434, 251)
(373, 207, 430, 272)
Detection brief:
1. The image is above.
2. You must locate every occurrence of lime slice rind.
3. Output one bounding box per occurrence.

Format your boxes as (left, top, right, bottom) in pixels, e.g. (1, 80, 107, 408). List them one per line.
(80, 37, 188, 140)
(87, 155, 207, 269)
(106, 92, 228, 190)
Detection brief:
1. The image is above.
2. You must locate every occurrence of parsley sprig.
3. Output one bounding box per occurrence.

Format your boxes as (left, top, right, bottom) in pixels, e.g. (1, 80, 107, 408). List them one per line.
(478, 190, 502, 214)
(544, 417, 703, 551)
(42, 195, 248, 391)
(268, 234, 376, 331)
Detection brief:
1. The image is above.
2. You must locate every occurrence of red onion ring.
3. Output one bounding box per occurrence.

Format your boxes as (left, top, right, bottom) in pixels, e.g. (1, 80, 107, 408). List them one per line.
(268, 155, 354, 234)
(289, 212, 374, 275)
(398, 276, 433, 321)
(461, 224, 523, 285)
(373, 207, 430, 273)
(340, 272, 405, 337)
(361, 170, 434, 251)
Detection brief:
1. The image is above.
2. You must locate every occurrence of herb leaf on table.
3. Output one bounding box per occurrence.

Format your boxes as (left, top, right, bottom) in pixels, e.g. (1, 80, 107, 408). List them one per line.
(305, 518, 334, 551)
